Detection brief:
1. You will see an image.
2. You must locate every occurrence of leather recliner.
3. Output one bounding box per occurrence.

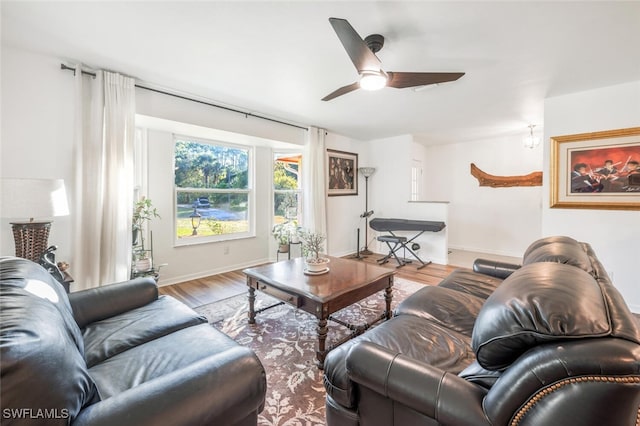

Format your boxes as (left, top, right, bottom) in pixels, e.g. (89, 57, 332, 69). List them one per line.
(323, 236, 640, 425)
(1, 257, 267, 426)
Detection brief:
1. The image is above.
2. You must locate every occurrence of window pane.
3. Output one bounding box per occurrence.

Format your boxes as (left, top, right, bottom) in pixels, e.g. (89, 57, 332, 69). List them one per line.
(175, 140, 249, 189)
(176, 191, 248, 239)
(273, 153, 302, 226)
(174, 137, 251, 242)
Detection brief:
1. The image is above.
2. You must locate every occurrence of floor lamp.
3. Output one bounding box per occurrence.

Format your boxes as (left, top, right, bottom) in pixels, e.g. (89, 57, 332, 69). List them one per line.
(358, 167, 376, 255)
(1, 178, 70, 262)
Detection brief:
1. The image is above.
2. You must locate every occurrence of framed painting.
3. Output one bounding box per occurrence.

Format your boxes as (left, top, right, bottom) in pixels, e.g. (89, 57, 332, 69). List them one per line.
(326, 149, 358, 196)
(550, 127, 640, 210)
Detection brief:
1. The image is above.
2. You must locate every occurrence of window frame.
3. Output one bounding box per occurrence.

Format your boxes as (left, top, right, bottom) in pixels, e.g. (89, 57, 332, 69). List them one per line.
(173, 134, 255, 247)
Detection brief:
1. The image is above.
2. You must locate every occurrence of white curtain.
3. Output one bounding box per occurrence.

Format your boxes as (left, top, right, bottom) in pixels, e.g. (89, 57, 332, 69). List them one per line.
(73, 66, 136, 289)
(302, 127, 328, 238)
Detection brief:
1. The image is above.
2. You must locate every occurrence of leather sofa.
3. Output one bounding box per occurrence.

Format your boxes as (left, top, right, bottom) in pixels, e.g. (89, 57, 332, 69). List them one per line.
(1, 257, 266, 426)
(323, 236, 640, 425)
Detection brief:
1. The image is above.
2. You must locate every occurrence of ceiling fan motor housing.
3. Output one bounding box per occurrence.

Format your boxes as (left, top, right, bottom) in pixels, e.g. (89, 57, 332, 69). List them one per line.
(364, 34, 384, 53)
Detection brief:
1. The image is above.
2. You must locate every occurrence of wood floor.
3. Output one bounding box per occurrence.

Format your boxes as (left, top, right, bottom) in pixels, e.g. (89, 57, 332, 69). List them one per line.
(159, 253, 461, 309)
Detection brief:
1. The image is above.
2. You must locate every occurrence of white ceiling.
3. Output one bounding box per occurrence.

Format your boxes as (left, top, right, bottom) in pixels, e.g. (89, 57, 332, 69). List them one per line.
(2, 1, 639, 145)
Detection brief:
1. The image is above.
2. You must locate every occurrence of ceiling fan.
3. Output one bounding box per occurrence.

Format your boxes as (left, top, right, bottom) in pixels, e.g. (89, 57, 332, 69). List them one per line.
(322, 17, 465, 101)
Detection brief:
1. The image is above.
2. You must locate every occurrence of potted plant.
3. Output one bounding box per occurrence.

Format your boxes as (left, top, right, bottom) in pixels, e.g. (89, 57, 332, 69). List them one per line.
(272, 223, 291, 253)
(300, 229, 330, 273)
(132, 197, 160, 245)
(133, 248, 153, 272)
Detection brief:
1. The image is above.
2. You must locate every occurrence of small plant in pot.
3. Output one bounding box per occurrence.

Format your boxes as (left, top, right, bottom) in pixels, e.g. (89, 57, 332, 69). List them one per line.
(272, 223, 291, 253)
(133, 249, 153, 272)
(132, 197, 160, 245)
(300, 229, 329, 273)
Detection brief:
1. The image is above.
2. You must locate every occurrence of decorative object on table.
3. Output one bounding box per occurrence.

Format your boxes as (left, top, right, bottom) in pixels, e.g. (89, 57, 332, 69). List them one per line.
(131, 197, 160, 278)
(300, 229, 330, 273)
(0, 178, 69, 262)
(358, 167, 376, 255)
(326, 149, 358, 196)
(38, 245, 65, 282)
(470, 163, 542, 188)
(550, 127, 640, 210)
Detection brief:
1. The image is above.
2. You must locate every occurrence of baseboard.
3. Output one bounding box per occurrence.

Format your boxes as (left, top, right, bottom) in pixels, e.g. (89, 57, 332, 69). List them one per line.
(158, 257, 271, 287)
(448, 244, 522, 259)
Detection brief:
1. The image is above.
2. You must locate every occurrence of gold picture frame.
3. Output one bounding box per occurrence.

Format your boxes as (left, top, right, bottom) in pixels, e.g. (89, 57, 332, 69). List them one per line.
(326, 149, 358, 196)
(550, 127, 640, 210)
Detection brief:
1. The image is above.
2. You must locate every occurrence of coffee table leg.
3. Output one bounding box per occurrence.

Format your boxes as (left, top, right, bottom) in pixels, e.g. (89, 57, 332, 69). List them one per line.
(384, 285, 393, 320)
(248, 287, 256, 324)
(316, 317, 328, 369)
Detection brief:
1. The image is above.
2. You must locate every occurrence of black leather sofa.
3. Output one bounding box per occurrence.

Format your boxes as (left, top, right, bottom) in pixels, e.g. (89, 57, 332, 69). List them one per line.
(324, 236, 640, 425)
(1, 257, 266, 426)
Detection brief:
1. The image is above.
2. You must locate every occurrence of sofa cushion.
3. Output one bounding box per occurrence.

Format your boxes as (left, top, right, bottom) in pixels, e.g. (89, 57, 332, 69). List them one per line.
(522, 235, 580, 259)
(88, 323, 242, 398)
(83, 295, 206, 367)
(523, 242, 593, 275)
(458, 360, 502, 389)
(438, 269, 503, 300)
(1, 285, 99, 423)
(395, 285, 485, 336)
(472, 262, 611, 371)
(0, 256, 85, 353)
(324, 314, 474, 409)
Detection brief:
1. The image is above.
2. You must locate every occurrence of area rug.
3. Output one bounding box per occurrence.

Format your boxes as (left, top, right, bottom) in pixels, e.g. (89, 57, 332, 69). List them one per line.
(195, 277, 425, 426)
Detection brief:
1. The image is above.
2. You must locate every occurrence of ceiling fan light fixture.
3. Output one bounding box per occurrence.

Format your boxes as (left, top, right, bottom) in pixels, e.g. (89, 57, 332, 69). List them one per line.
(359, 71, 387, 91)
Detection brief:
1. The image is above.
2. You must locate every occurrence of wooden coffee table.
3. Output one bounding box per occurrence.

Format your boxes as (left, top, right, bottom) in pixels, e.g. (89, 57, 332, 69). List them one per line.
(243, 256, 394, 367)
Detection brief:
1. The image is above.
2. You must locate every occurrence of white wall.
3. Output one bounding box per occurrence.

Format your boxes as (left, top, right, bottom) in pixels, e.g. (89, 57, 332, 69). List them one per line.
(424, 134, 543, 257)
(325, 132, 369, 257)
(543, 80, 640, 312)
(1, 46, 75, 261)
(364, 135, 449, 264)
(135, 87, 312, 285)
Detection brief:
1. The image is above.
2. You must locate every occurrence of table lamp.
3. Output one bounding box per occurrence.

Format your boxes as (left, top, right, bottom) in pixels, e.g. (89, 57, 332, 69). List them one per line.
(1, 178, 70, 262)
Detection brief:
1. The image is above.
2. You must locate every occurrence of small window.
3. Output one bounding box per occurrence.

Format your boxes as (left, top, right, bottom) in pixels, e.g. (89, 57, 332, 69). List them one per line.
(174, 136, 252, 244)
(273, 153, 302, 226)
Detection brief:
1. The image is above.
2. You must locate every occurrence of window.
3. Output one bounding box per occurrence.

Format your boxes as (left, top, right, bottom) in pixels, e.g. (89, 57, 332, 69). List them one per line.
(273, 152, 302, 226)
(174, 136, 252, 244)
(411, 159, 422, 201)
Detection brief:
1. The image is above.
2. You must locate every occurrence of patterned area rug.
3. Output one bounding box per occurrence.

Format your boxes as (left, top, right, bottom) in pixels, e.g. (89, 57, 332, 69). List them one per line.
(195, 277, 425, 426)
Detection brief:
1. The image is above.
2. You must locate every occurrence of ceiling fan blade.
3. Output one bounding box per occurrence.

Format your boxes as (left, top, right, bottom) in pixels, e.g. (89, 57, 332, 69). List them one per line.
(329, 18, 382, 73)
(387, 72, 465, 89)
(321, 82, 360, 101)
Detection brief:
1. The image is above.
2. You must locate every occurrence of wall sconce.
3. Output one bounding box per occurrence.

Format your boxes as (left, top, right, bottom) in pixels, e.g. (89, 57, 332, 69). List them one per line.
(523, 124, 541, 149)
(190, 208, 201, 236)
(0, 178, 70, 261)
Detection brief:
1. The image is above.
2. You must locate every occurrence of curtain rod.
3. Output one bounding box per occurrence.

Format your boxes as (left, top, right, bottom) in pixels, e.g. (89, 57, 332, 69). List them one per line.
(60, 64, 308, 131)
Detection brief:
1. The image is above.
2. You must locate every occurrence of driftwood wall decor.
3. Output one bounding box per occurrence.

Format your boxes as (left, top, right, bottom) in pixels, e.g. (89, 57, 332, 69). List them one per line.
(470, 163, 543, 187)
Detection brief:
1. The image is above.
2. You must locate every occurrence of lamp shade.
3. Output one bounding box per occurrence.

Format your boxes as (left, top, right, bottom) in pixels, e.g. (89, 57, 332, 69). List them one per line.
(358, 167, 376, 178)
(1, 178, 69, 221)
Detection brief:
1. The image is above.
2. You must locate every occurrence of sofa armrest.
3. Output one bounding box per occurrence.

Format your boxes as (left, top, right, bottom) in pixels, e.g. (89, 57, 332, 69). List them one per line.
(472, 258, 521, 279)
(69, 277, 158, 328)
(347, 342, 489, 426)
(72, 347, 266, 426)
